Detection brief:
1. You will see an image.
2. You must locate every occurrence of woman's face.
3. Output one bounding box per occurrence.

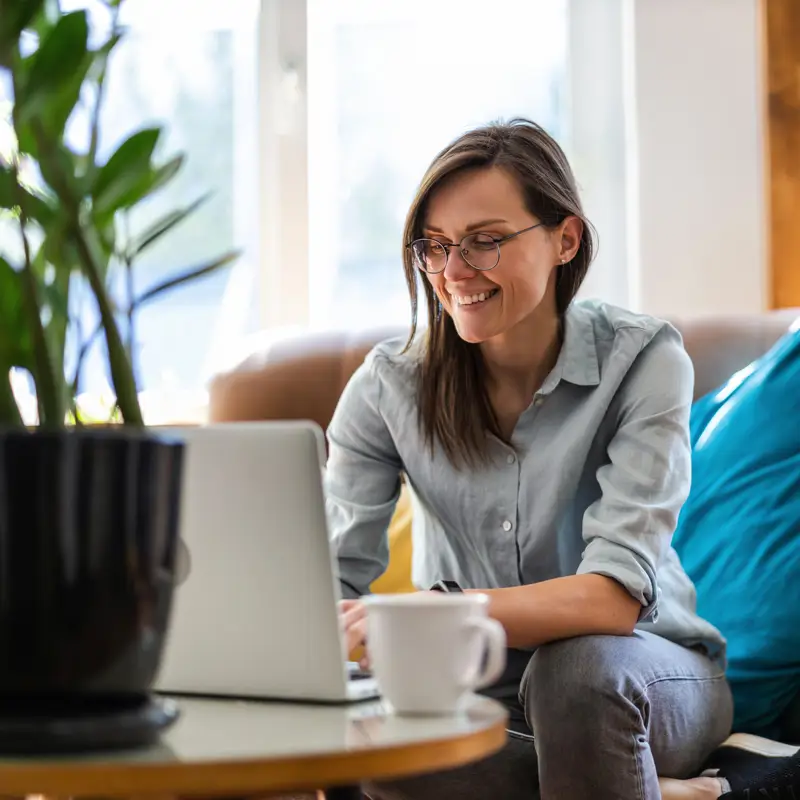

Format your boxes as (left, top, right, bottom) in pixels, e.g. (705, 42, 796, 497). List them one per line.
(421, 166, 580, 344)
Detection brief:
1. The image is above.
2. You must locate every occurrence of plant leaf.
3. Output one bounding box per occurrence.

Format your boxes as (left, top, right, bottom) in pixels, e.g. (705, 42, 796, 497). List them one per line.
(134, 250, 239, 308)
(0, 366, 23, 427)
(0, 252, 28, 426)
(0, 0, 47, 62)
(34, 136, 81, 205)
(120, 153, 185, 214)
(146, 154, 184, 194)
(132, 193, 210, 255)
(0, 256, 33, 370)
(0, 164, 15, 208)
(92, 127, 162, 218)
(0, 162, 56, 226)
(14, 11, 91, 141)
(33, 246, 70, 387)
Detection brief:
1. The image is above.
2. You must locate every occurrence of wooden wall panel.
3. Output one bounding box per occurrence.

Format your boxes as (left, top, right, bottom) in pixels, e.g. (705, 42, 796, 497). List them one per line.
(764, 0, 800, 308)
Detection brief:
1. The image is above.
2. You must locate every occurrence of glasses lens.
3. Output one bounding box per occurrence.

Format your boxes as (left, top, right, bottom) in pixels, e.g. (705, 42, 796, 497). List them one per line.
(461, 234, 499, 270)
(412, 239, 447, 273)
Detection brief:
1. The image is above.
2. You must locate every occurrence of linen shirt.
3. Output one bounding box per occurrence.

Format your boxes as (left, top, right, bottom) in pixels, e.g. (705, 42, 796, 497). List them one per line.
(325, 299, 726, 664)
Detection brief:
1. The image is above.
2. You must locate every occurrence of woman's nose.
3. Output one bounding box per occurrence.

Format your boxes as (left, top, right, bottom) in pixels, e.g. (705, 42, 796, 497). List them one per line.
(442, 247, 474, 282)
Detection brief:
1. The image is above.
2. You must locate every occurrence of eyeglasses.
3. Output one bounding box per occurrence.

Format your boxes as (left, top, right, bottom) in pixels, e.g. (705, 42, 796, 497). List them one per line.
(407, 222, 545, 274)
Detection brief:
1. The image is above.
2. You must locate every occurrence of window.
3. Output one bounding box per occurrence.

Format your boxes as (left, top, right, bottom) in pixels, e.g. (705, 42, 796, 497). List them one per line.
(305, 0, 568, 331)
(264, 0, 630, 334)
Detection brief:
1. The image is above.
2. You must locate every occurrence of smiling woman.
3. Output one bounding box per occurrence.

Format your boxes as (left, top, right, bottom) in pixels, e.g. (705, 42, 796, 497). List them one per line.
(327, 119, 734, 800)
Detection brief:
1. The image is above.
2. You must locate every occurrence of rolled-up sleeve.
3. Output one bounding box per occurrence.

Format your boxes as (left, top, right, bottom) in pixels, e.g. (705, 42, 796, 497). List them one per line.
(576, 327, 694, 622)
(325, 351, 403, 599)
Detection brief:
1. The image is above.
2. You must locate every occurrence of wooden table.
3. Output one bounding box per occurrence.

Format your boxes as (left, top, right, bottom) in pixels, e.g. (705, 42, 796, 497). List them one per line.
(0, 694, 507, 799)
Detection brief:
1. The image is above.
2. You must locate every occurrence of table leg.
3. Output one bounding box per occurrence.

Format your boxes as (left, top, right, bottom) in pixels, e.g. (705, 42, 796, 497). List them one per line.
(324, 787, 363, 800)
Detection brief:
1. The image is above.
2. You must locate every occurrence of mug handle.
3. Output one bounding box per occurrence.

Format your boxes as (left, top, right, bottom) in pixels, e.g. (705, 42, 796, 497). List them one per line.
(458, 616, 507, 691)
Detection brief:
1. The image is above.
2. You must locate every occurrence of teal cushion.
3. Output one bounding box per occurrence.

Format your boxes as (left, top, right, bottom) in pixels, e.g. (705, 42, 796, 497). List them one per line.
(672, 320, 800, 738)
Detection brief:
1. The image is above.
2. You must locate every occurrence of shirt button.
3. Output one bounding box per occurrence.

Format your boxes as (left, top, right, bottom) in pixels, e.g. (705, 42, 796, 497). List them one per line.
(506, 454, 516, 465)
(502, 520, 513, 532)
(533, 395, 544, 407)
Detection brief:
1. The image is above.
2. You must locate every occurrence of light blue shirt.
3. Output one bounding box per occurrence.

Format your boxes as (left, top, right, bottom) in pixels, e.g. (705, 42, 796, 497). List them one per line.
(325, 300, 726, 664)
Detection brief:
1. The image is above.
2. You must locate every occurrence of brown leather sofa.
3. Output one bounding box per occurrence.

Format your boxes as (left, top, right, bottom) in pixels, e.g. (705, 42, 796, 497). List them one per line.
(208, 311, 799, 427)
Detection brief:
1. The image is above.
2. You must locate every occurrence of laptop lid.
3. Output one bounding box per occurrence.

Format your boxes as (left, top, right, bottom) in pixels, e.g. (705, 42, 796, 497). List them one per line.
(154, 421, 353, 701)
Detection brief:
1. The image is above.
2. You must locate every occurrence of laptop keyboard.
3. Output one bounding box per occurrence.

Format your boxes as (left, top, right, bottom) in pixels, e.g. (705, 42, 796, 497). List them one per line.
(346, 661, 373, 681)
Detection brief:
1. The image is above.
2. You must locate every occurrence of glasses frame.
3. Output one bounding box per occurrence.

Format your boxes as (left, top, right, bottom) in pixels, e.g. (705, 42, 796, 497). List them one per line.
(407, 222, 545, 274)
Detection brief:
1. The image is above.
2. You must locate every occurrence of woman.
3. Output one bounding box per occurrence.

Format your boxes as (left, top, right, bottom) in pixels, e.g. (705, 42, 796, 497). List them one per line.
(325, 119, 734, 800)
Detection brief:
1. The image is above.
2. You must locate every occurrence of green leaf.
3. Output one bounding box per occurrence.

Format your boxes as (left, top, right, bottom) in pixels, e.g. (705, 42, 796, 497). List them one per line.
(34, 136, 81, 205)
(0, 367, 23, 427)
(15, 11, 91, 140)
(33, 246, 70, 387)
(98, 153, 185, 226)
(0, 164, 15, 209)
(0, 0, 47, 53)
(92, 128, 162, 217)
(0, 162, 56, 226)
(147, 154, 184, 193)
(0, 256, 33, 370)
(41, 210, 80, 267)
(134, 250, 239, 308)
(132, 193, 210, 255)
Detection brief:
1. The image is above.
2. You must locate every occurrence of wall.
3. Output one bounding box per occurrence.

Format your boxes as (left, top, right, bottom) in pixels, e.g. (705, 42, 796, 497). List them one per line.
(627, 0, 767, 317)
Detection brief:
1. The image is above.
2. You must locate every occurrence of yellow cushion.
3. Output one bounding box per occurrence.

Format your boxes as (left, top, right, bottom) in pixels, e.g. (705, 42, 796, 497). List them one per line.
(370, 484, 415, 594)
(349, 486, 414, 662)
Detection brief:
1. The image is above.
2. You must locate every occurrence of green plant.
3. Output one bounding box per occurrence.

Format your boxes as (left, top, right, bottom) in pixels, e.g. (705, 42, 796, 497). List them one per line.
(0, 0, 238, 428)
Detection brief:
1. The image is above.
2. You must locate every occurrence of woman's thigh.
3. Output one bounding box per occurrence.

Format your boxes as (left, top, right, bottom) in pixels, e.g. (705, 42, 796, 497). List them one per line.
(523, 631, 733, 783)
(365, 731, 538, 800)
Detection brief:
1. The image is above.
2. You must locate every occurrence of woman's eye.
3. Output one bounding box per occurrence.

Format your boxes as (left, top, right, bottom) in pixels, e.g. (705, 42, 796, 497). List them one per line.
(469, 234, 498, 250)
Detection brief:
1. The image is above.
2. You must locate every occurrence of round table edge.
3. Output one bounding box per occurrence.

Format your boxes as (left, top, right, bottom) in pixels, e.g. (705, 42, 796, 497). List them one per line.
(0, 715, 509, 795)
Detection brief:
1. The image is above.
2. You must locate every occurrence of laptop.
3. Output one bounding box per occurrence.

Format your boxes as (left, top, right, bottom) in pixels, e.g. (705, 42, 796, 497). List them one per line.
(154, 421, 380, 703)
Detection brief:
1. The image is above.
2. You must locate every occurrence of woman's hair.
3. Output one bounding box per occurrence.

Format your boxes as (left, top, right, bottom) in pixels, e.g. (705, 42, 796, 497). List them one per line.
(402, 118, 596, 468)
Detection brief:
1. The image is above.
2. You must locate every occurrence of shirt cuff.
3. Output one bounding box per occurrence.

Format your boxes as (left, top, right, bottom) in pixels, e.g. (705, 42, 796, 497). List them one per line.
(576, 540, 659, 622)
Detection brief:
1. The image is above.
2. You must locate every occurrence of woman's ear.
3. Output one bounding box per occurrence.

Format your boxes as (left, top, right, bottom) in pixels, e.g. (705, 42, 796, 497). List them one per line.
(558, 216, 583, 263)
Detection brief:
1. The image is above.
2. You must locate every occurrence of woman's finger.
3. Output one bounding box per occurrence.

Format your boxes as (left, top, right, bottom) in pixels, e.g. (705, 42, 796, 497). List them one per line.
(342, 601, 367, 629)
(345, 616, 368, 654)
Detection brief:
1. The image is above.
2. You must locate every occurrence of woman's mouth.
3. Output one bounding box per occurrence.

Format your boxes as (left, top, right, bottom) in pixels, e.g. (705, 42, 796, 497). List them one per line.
(452, 288, 500, 307)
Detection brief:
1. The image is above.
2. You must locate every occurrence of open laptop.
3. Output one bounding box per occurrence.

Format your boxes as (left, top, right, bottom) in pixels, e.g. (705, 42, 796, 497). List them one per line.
(154, 421, 379, 703)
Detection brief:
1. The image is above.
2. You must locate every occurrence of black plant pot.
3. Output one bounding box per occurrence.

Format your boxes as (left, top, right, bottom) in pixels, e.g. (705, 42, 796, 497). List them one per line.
(0, 427, 185, 752)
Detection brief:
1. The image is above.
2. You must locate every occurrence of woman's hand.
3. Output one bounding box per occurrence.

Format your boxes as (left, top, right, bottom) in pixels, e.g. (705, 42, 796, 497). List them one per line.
(339, 598, 370, 669)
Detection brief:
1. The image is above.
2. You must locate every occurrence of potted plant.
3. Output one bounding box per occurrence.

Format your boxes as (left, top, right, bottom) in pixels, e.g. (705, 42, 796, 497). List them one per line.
(0, 0, 237, 751)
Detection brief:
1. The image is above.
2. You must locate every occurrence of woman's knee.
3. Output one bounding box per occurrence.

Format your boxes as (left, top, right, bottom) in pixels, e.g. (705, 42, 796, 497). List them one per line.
(525, 635, 629, 696)
(521, 634, 642, 728)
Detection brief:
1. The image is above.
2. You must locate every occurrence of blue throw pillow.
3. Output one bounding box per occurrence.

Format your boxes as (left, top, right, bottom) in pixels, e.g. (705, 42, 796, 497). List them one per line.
(672, 320, 800, 738)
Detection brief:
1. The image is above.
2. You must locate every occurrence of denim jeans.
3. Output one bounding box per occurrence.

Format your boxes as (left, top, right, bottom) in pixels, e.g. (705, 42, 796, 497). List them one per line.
(366, 631, 734, 800)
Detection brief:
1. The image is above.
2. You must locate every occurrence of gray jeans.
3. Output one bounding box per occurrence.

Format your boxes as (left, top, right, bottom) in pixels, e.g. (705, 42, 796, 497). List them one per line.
(367, 631, 733, 800)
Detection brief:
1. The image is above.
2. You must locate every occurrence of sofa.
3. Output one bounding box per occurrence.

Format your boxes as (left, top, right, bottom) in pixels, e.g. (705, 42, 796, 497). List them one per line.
(208, 311, 798, 428)
(207, 308, 800, 741)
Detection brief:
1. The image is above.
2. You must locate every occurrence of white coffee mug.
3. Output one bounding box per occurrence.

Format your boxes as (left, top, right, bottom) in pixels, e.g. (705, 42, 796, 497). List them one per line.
(362, 592, 507, 716)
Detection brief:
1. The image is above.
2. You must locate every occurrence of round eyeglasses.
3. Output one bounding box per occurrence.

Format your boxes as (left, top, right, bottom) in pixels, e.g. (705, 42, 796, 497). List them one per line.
(407, 222, 544, 274)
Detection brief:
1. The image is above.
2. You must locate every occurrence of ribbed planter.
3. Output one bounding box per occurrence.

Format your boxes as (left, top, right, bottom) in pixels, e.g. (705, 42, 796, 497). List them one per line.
(0, 427, 184, 747)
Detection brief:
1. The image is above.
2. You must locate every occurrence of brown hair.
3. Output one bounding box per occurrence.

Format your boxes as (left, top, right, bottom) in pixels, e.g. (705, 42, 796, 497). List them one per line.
(402, 118, 595, 468)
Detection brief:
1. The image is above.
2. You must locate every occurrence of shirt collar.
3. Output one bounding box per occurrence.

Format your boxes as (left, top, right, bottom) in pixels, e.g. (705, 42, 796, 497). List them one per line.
(540, 301, 601, 394)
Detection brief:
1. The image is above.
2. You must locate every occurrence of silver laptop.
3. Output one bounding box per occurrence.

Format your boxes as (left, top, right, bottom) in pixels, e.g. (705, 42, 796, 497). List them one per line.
(154, 421, 379, 703)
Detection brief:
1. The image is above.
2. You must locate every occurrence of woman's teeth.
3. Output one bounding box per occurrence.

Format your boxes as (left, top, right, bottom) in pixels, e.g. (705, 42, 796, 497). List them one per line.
(454, 289, 498, 306)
